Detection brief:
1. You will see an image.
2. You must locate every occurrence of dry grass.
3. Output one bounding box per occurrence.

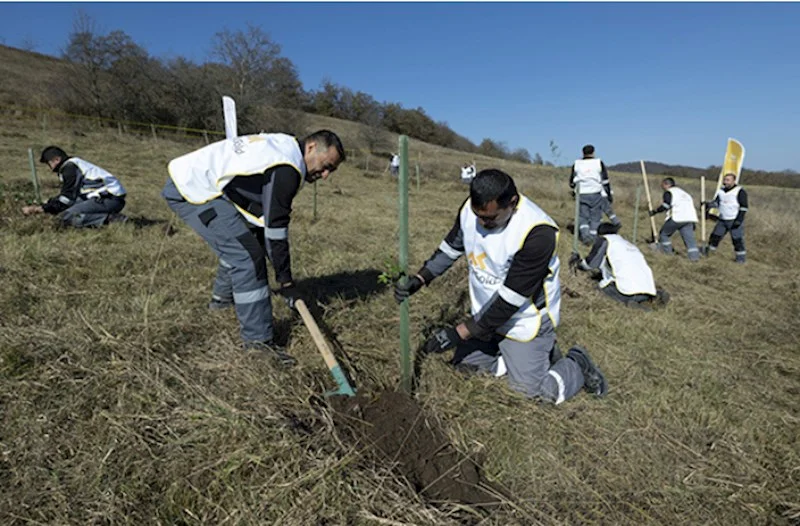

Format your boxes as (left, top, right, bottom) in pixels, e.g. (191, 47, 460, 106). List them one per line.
(1, 116, 799, 525)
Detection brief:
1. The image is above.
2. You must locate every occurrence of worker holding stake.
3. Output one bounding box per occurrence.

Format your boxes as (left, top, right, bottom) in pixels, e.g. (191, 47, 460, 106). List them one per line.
(703, 173, 748, 263)
(649, 177, 700, 261)
(22, 146, 128, 227)
(569, 223, 669, 309)
(570, 144, 613, 245)
(161, 130, 346, 362)
(395, 169, 607, 404)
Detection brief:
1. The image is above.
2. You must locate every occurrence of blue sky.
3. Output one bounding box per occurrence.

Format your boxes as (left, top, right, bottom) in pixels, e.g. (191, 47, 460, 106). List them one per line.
(1, 2, 798, 171)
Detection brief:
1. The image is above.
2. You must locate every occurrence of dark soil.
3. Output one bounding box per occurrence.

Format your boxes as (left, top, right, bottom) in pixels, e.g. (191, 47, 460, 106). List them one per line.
(330, 389, 505, 509)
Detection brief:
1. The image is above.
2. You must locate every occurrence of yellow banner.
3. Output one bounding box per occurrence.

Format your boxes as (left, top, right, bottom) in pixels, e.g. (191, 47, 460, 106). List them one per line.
(715, 138, 745, 190)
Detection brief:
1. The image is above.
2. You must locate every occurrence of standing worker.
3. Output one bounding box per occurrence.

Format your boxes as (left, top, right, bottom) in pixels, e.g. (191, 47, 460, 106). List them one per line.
(161, 130, 346, 362)
(570, 144, 613, 245)
(704, 173, 748, 263)
(395, 169, 607, 404)
(21, 146, 128, 227)
(649, 177, 700, 261)
(390, 153, 400, 177)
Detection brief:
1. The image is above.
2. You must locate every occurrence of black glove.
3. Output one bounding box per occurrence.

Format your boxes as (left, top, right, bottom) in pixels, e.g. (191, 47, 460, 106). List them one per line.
(394, 274, 424, 304)
(607, 194, 614, 204)
(423, 327, 461, 354)
(277, 283, 301, 310)
(648, 210, 657, 217)
(732, 221, 742, 229)
(568, 251, 582, 272)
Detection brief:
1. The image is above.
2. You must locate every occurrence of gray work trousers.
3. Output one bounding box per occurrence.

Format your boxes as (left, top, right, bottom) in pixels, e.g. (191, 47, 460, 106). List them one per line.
(658, 219, 700, 261)
(162, 178, 274, 343)
(578, 193, 604, 245)
(600, 196, 621, 226)
(453, 319, 584, 404)
(60, 195, 125, 228)
(709, 220, 746, 262)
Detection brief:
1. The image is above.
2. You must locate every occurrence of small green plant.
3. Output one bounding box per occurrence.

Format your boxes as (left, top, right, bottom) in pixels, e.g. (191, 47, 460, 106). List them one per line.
(377, 257, 403, 285)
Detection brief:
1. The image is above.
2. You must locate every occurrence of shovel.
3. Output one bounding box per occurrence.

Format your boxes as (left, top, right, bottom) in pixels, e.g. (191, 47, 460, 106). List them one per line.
(295, 299, 356, 397)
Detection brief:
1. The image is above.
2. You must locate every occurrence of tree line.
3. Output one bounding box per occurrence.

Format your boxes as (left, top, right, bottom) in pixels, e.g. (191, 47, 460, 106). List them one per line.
(56, 14, 535, 162)
(609, 161, 800, 189)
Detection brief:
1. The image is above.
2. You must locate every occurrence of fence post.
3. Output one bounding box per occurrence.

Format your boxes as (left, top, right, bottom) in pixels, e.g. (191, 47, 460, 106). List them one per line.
(151, 124, 157, 140)
(203, 130, 209, 144)
(117, 122, 123, 137)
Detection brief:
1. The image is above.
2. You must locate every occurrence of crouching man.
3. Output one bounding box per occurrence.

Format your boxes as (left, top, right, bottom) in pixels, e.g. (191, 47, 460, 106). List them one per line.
(22, 146, 127, 227)
(569, 223, 669, 309)
(395, 169, 607, 404)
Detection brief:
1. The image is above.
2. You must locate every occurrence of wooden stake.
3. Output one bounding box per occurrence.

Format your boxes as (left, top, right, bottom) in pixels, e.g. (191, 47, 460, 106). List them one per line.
(640, 160, 658, 241)
(700, 176, 707, 249)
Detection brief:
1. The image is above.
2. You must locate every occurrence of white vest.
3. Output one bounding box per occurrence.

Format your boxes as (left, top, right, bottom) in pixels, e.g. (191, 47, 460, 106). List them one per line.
(600, 234, 656, 296)
(716, 186, 742, 220)
(666, 187, 697, 223)
(168, 133, 306, 225)
(461, 196, 561, 341)
(64, 157, 126, 197)
(573, 158, 604, 194)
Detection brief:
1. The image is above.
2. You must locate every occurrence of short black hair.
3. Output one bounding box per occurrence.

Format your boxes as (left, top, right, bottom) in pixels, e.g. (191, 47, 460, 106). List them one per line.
(598, 222, 620, 236)
(304, 129, 346, 162)
(470, 169, 518, 209)
(662, 177, 676, 187)
(582, 144, 595, 156)
(40, 146, 68, 164)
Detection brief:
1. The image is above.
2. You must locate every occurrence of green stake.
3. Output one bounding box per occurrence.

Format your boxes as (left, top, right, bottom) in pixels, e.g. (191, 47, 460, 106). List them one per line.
(398, 135, 411, 393)
(27, 148, 41, 203)
(312, 180, 318, 222)
(572, 182, 580, 252)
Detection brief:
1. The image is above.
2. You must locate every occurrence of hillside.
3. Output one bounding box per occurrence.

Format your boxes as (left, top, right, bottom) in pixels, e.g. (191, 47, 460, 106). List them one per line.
(1, 111, 799, 524)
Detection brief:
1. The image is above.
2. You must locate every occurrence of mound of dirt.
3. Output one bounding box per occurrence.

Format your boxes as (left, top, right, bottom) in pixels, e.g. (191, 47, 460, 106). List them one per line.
(330, 389, 504, 508)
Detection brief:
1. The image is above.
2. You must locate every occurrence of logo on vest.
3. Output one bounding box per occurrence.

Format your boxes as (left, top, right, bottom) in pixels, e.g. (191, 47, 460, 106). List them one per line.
(233, 137, 246, 155)
(467, 252, 487, 270)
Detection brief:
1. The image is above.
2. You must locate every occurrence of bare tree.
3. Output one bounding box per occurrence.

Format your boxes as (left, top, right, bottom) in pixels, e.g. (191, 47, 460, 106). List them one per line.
(211, 24, 280, 103)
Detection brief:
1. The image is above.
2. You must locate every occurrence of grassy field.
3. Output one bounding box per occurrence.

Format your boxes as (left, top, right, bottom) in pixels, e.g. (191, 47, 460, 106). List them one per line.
(1, 116, 799, 525)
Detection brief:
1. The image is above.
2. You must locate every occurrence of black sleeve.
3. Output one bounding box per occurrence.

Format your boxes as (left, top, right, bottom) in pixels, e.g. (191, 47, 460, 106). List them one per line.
(600, 161, 611, 195)
(464, 225, 557, 339)
(569, 164, 576, 188)
(735, 188, 748, 223)
(654, 191, 671, 214)
(418, 203, 465, 284)
(738, 188, 748, 212)
(262, 165, 302, 284)
(580, 236, 608, 270)
(42, 164, 81, 214)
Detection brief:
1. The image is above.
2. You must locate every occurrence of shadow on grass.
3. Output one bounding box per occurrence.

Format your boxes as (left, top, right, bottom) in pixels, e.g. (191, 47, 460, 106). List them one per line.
(290, 269, 388, 391)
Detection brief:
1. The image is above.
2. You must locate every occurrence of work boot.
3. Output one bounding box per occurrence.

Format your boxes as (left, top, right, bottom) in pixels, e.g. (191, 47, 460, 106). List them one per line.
(567, 346, 608, 398)
(244, 341, 297, 367)
(107, 213, 129, 224)
(208, 297, 234, 311)
(655, 289, 671, 306)
(735, 254, 746, 264)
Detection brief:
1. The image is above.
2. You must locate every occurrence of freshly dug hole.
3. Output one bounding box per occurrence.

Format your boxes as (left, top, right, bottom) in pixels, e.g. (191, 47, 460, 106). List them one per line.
(330, 389, 506, 509)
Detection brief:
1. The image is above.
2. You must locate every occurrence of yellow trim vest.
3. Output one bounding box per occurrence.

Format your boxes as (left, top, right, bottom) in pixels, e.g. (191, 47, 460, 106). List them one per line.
(572, 158, 604, 194)
(461, 195, 561, 342)
(167, 133, 306, 225)
(600, 234, 657, 296)
(64, 157, 126, 197)
(666, 187, 698, 223)
(716, 186, 743, 220)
